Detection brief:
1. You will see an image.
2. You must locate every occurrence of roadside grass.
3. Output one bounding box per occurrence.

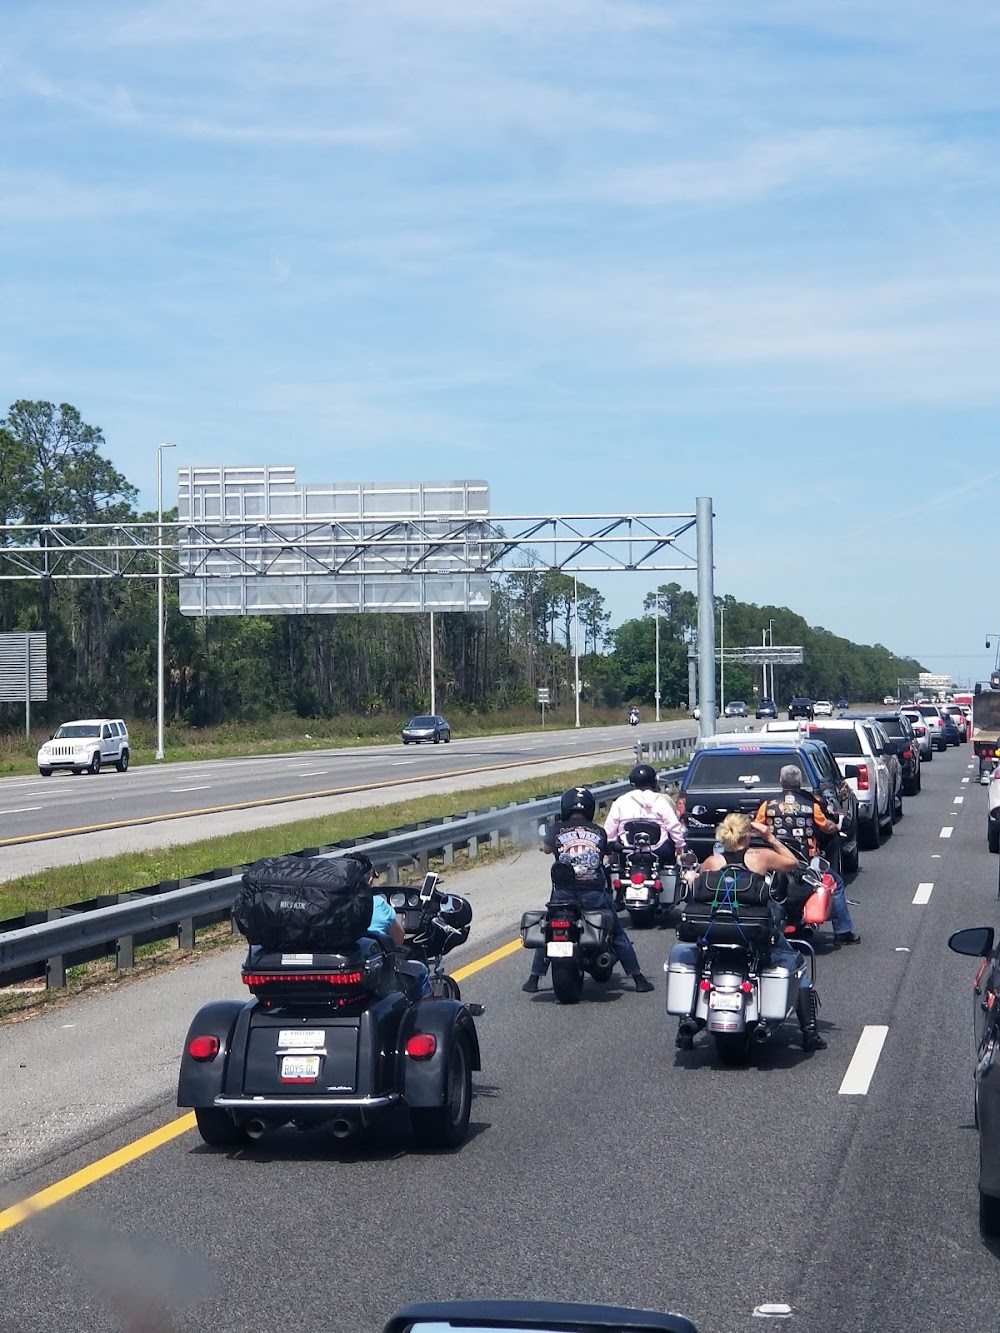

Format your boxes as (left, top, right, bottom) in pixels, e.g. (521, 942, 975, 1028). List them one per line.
(0, 760, 628, 920)
(0, 706, 686, 776)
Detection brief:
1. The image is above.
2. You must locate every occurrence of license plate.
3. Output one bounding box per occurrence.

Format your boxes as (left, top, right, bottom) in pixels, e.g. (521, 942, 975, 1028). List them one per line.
(278, 1029, 325, 1050)
(626, 889, 651, 903)
(280, 1055, 321, 1081)
(710, 991, 743, 1012)
(547, 941, 575, 958)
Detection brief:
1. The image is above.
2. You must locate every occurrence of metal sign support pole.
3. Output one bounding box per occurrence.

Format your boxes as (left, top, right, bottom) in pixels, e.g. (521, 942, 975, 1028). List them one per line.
(429, 610, 436, 715)
(156, 442, 175, 761)
(24, 636, 30, 740)
(574, 573, 581, 728)
(654, 593, 661, 723)
(696, 497, 716, 739)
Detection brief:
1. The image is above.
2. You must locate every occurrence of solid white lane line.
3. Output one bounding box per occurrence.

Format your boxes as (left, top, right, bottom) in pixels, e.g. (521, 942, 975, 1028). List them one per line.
(954, 796, 965, 805)
(940, 827, 954, 838)
(913, 882, 934, 905)
(0, 806, 42, 815)
(169, 785, 211, 793)
(839, 1025, 889, 1096)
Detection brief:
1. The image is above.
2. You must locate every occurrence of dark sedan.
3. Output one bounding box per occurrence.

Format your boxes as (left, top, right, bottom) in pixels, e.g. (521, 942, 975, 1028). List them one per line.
(948, 926, 1000, 1235)
(401, 715, 452, 745)
(755, 698, 778, 719)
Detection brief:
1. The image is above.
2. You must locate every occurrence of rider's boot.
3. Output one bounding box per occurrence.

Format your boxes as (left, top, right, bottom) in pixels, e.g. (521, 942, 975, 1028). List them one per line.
(797, 988, 827, 1051)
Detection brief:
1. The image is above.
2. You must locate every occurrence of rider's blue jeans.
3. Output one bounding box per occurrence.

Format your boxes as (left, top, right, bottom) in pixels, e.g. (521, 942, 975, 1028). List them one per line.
(530, 887, 642, 978)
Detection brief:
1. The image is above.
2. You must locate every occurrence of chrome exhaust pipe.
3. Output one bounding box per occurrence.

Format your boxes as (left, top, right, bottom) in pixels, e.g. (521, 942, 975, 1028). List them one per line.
(595, 952, 614, 972)
(246, 1117, 267, 1140)
(330, 1118, 353, 1140)
(753, 1024, 770, 1045)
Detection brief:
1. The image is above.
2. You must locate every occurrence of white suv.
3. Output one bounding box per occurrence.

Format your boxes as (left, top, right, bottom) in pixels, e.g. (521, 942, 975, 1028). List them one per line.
(37, 719, 130, 776)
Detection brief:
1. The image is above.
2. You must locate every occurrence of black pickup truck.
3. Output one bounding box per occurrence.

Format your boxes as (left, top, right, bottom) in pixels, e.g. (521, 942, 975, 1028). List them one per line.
(676, 735, 861, 873)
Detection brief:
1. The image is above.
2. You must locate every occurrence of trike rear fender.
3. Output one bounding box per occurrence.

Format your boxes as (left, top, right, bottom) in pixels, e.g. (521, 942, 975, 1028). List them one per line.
(398, 999, 480, 1110)
(177, 1000, 245, 1108)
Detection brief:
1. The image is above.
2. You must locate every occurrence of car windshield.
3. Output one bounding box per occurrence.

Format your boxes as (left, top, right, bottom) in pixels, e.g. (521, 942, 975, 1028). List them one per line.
(688, 752, 814, 786)
(807, 727, 864, 756)
(917, 706, 940, 717)
(877, 717, 906, 738)
(407, 717, 436, 727)
(53, 724, 100, 739)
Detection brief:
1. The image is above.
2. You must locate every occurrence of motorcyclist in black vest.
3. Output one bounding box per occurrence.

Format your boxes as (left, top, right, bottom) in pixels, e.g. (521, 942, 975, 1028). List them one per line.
(522, 787, 655, 994)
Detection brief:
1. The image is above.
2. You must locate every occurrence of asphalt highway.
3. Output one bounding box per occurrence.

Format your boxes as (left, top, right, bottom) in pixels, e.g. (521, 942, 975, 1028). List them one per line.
(0, 720, 702, 847)
(0, 741, 995, 1333)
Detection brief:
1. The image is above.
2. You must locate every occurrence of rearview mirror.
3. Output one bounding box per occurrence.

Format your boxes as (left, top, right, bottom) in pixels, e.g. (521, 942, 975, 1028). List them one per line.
(948, 927, 995, 958)
(383, 1300, 699, 1333)
(538, 822, 549, 841)
(843, 764, 860, 781)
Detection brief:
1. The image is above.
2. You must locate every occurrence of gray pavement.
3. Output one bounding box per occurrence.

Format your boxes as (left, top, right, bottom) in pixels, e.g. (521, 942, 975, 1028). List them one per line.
(0, 741, 994, 1332)
(0, 720, 702, 880)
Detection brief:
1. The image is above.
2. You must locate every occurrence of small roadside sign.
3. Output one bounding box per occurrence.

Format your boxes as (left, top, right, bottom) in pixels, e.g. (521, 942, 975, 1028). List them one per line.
(537, 688, 550, 703)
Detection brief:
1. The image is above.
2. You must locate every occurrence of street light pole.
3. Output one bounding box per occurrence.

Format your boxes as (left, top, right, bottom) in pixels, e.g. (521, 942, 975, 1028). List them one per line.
(574, 573, 581, 728)
(156, 442, 176, 762)
(429, 610, 436, 715)
(767, 617, 776, 703)
(719, 604, 725, 714)
(654, 592, 661, 723)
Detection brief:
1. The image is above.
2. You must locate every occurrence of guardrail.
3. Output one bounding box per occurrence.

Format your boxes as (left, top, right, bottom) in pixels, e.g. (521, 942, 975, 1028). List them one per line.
(0, 760, 693, 991)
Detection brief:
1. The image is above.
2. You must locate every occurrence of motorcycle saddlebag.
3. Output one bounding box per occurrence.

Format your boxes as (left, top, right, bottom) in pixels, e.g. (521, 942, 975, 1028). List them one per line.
(520, 909, 547, 950)
(581, 908, 614, 948)
(665, 942, 698, 1016)
(758, 950, 801, 1021)
(233, 855, 374, 952)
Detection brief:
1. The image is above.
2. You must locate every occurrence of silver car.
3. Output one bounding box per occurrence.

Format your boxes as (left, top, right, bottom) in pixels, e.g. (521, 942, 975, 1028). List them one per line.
(901, 708, 933, 761)
(401, 714, 452, 745)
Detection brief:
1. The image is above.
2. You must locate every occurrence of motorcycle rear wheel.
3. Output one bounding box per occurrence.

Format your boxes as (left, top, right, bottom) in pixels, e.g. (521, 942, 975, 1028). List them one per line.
(195, 1107, 249, 1148)
(713, 1030, 753, 1067)
(551, 959, 584, 1004)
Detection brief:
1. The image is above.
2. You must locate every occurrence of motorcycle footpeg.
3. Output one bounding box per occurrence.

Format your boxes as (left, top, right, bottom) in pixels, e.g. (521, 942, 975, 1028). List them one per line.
(467, 1002, 486, 1017)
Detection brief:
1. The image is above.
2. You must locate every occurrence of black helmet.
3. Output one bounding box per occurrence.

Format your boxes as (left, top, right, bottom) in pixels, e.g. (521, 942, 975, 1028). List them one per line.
(629, 763, 658, 791)
(560, 787, 596, 820)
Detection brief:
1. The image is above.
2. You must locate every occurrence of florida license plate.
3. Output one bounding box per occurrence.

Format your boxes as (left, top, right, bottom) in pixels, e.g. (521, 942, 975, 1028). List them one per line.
(710, 992, 742, 1012)
(280, 1055, 321, 1082)
(626, 889, 651, 903)
(547, 941, 575, 958)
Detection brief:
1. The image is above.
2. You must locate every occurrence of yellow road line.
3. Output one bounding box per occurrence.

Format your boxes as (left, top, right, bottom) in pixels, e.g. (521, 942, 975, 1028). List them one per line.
(0, 935, 527, 1234)
(0, 1113, 196, 1235)
(0, 745, 629, 848)
(452, 938, 522, 981)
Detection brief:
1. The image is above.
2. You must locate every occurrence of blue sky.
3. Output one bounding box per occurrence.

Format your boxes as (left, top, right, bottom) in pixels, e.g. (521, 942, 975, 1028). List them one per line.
(3, 1, 999, 683)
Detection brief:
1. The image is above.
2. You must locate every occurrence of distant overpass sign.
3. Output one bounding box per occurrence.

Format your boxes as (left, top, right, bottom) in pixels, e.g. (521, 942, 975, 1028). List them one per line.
(721, 645, 804, 666)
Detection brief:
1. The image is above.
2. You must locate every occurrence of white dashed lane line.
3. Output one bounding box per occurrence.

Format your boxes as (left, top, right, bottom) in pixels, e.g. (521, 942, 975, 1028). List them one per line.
(954, 796, 965, 805)
(169, 785, 212, 793)
(913, 882, 934, 905)
(940, 827, 954, 838)
(839, 1025, 890, 1096)
(962, 777, 970, 784)
(0, 806, 42, 815)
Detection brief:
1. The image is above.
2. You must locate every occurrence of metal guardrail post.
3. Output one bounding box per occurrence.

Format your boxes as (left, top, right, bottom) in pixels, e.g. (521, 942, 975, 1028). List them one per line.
(46, 954, 66, 989)
(117, 934, 134, 971)
(468, 835, 479, 859)
(178, 917, 195, 950)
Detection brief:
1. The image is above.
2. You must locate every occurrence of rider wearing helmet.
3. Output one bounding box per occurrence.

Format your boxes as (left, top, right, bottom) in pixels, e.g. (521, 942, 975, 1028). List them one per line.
(604, 763, 687, 862)
(522, 787, 655, 994)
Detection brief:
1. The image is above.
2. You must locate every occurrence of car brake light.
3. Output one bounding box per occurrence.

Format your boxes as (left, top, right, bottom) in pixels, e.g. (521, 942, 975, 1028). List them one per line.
(855, 764, 870, 791)
(188, 1035, 220, 1061)
(902, 748, 913, 760)
(405, 1034, 437, 1060)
